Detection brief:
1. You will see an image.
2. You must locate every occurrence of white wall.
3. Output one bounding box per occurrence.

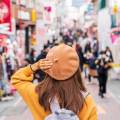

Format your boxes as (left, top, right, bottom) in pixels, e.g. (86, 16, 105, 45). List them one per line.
(98, 8, 111, 50)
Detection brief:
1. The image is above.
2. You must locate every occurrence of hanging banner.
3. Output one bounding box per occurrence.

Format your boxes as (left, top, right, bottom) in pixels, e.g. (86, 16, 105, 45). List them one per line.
(0, 0, 12, 33)
(43, 6, 52, 24)
(99, 0, 106, 10)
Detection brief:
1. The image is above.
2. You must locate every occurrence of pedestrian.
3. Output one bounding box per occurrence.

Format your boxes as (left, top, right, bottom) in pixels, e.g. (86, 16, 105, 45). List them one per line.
(0, 50, 4, 100)
(0, 48, 3, 82)
(91, 37, 99, 58)
(105, 46, 114, 62)
(29, 49, 36, 64)
(83, 51, 93, 79)
(11, 44, 98, 120)
(36, 45, 49, 62)
(77, 29, 83, 44)
(84, 41, 92, 54)
(35, 45, 49, 82)
(95, 50, 111, 98)
(76, 44, 84, 72)
(6, 57, 12, 81)
(88, 54, 98, 82)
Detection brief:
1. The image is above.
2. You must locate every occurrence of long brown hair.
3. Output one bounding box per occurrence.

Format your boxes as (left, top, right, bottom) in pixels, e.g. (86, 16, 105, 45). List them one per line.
(36, 68, 86, 114)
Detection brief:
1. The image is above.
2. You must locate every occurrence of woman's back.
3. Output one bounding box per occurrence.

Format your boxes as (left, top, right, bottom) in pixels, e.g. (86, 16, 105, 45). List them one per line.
(11, 67, 97, 120)
(11, 44, 98, 120)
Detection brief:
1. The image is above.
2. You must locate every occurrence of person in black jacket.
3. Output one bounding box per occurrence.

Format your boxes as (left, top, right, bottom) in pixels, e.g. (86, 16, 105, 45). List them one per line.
(76, 44, 84, 72)
(95, 50, 111, 98)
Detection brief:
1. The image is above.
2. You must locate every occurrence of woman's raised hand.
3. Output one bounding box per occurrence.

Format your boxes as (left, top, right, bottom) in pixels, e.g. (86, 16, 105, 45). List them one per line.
(30, 59, 53, 72)
(38, 59, 53, 70)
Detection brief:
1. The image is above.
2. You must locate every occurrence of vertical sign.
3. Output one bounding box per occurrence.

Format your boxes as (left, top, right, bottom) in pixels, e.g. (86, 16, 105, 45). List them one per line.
(99, 0, 106, 10)
(44, 6, 52, 24)
(0, 0, 11, 32)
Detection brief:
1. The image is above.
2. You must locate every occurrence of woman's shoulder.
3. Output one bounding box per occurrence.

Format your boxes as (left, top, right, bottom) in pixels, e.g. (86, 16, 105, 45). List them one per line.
(85, 94, 96, 106)
(82, 92, 96, 107)
(80, 92, 97, 119)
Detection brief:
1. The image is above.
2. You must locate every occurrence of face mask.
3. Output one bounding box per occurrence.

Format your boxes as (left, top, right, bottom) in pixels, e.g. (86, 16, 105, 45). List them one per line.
(106, 51, 110, 56)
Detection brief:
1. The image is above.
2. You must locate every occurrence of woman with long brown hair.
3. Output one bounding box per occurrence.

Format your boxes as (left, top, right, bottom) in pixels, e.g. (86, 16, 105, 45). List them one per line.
(11, 43, 97, 120)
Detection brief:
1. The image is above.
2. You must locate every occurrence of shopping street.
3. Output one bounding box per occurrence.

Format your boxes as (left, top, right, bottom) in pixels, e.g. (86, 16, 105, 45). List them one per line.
(1, 0, 120, 120)
(0, 76, 120, 120)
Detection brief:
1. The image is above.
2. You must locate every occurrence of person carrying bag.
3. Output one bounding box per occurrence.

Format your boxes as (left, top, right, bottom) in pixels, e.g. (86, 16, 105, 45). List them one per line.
(11, 43, 98, 120)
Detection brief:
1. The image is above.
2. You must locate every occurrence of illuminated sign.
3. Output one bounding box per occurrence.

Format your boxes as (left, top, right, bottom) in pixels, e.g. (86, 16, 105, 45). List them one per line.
(0, 0, 11, 33)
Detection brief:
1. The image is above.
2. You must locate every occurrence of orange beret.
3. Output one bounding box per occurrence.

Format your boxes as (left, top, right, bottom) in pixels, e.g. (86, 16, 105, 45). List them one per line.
(45, 44, 79, 80)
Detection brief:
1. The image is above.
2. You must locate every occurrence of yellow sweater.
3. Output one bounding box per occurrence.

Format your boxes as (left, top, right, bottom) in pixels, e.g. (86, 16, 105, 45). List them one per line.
(11, 66, 98, 120)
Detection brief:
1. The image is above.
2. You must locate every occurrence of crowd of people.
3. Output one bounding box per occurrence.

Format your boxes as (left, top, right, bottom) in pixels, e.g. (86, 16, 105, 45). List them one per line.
(0, 46, 19, 101)
(0, 26, 114, 101)
(28, 27, 114, 99)
(11, 40, 98, 120)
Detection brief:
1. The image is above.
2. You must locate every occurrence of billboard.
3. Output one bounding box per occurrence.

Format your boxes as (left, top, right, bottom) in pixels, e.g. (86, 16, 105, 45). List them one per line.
(72, 0, 90, 7)
(0, 0, 12, 33)
(72, 0, 84, 7)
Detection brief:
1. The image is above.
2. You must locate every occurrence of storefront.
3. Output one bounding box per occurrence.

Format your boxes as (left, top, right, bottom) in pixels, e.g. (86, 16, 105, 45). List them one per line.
(11, 1, 37, 65)
(109, 0, 120, 63)
(0, 0, 36, 97)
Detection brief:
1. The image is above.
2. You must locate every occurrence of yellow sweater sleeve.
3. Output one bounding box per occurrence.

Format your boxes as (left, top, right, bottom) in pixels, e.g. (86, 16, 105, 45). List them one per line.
(88, 106, 98, 120)
(11, 66, 48, 120)
(11, 66, 34, 95)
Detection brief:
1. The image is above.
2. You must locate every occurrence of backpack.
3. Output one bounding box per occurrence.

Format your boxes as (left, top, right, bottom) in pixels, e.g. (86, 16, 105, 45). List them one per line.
(45, 108, 79, 120)
(45, 98, 79, 120)
(45, 92, 89, 120)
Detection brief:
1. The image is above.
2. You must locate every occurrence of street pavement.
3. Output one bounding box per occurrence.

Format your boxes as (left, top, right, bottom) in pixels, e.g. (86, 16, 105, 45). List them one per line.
(87, 78, 120, 120)
(0, 94, 33, 120)
(0, 78, 120, 120)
